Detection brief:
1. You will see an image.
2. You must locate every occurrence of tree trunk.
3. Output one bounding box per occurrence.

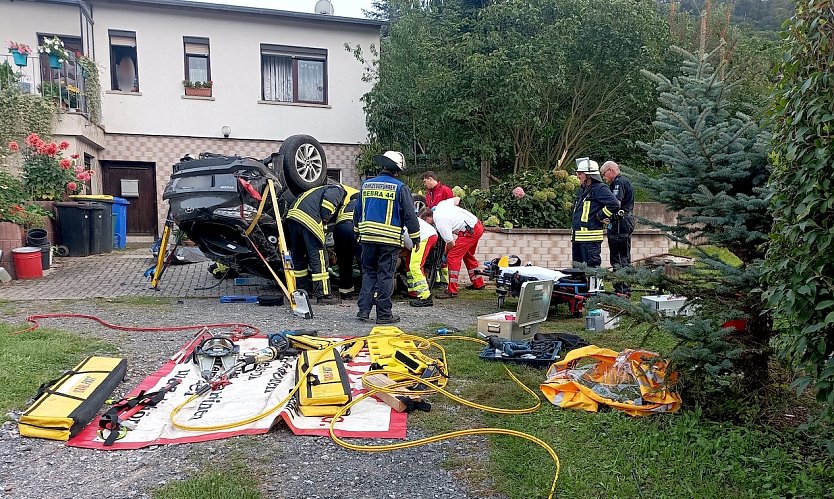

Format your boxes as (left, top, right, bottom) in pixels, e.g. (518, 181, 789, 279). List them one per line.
(480, 156, 491, 190)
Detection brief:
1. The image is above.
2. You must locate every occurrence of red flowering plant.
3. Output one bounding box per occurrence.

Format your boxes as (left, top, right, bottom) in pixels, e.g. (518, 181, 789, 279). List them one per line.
(13, 133, 81, 200)
(6, 41, 33, 55)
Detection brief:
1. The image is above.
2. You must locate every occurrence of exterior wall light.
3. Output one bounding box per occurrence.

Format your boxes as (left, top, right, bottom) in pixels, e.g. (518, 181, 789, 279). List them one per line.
(221, 126, 231, 138)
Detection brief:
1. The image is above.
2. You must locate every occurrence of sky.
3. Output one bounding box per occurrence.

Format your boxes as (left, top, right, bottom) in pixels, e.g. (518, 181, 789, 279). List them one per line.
(195, 0, 377, 19)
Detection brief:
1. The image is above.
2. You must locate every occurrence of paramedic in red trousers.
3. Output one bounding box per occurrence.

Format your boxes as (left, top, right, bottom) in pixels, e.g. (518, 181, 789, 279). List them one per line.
(600, 160, 634, 295)
(421, 198, 486, 299)
(422, 171, 454, 208)
(571, 158, 621, 268)
(286, 184, 347, 305)
(354, 151, 421, 324)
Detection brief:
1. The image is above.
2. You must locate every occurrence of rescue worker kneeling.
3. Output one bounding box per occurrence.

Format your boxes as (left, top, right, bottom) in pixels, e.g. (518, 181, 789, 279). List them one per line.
(286, 184, 347, 305)
(403, 217, 438, 307)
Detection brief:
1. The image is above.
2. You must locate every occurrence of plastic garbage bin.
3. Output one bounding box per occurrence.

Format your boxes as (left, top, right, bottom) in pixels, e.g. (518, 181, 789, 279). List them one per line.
(72, 195, 113, 253)
(56, 202, 96, 257)
(112, 197, 130, 249)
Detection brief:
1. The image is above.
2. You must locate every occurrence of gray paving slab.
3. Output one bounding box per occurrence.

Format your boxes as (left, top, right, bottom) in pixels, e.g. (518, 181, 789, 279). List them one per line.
(0, 248, 277, 300)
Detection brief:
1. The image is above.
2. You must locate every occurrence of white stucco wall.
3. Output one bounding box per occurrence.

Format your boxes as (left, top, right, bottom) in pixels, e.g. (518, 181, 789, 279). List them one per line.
(92, 4, 378, 144)
(0, 2, 82, 49)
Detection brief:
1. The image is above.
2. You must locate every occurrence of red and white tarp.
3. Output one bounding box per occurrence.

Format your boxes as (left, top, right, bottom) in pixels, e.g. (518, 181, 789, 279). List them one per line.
(68, 336, 406, 450)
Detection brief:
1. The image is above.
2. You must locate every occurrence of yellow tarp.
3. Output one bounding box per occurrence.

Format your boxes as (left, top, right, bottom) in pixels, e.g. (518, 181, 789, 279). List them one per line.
(540, 345, 681, 416)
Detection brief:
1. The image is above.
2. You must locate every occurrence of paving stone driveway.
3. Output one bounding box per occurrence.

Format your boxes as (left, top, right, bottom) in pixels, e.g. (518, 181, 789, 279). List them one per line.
(0, 248, 276, 300)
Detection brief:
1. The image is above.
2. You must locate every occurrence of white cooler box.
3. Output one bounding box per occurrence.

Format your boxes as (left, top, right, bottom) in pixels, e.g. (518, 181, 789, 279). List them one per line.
(477, 279, 553, 341)
(641, 295, 694, 316)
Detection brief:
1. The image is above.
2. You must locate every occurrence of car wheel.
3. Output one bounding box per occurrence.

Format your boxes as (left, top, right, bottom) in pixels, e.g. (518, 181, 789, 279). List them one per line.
(279, 134, 327, 194)
(413, 194, 427, 214)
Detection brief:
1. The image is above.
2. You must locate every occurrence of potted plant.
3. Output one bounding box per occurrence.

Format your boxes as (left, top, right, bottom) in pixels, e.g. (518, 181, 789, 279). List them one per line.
(6, 41, 32, 67)
(183, 79, 212, 97)
(39, 36, 70, 69)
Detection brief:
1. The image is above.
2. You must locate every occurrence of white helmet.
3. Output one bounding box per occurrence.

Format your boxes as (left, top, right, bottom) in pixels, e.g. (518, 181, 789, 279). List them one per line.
(373, 150, 406, 173)
(575, 157, 602, 181)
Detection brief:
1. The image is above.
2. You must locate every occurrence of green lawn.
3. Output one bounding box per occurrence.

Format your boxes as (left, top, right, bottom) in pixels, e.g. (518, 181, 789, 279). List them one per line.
(153, 468, 261, 499)
(410, 319, 834, 498)
(0, 322, 116, 421)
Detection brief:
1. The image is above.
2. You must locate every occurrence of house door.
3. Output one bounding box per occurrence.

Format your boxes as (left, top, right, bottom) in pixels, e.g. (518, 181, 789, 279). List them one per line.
(101, 161, 158, 236)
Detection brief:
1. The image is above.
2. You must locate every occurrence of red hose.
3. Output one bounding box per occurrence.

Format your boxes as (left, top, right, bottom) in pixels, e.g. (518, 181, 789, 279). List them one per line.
(18, 313, 261, 336)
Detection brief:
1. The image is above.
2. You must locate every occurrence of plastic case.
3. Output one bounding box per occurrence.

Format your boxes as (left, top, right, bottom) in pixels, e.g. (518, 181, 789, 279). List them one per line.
(477, 279, 553, 341)
(641, 295, 693, 316)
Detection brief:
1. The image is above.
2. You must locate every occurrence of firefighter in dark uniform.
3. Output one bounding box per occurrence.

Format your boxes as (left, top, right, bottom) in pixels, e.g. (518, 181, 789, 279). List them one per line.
(601, 161, 635, 295)
(333, 185, 361, 300)
(286, 184, 346, 305)
(571, 158, 621, 268)
(353, 151, 421, 324)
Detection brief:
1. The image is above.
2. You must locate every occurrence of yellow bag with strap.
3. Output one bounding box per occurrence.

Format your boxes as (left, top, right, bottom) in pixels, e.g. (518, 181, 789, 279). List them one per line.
(295, 349, 351, 417)
(540, 345, 681, 416)
(19, 356, 127, 440)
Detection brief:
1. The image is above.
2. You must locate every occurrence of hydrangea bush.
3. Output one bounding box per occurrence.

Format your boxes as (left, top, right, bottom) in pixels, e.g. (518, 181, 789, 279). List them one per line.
(457, 169, 579, 229)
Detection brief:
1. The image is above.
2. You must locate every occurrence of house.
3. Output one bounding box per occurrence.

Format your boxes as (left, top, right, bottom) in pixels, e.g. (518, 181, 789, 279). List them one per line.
(0, 0, 382, 240)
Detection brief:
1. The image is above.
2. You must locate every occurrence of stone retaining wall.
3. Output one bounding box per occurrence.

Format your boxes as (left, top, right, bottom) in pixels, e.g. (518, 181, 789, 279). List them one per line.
(473, 227, 670, 269)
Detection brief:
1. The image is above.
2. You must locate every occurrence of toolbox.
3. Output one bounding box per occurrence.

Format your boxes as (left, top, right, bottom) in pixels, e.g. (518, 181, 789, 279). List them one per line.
(477, 279, 553, 341)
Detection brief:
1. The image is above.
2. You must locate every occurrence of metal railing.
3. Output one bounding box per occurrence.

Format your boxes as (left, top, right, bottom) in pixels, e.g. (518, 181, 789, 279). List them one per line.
(0, 53, 90, 118)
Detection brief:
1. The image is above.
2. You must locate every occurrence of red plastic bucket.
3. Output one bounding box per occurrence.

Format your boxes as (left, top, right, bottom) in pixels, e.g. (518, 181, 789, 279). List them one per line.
(12, 247, 44, 279)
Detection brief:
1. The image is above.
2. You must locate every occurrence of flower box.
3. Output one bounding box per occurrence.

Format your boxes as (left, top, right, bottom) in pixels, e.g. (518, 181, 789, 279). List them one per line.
(184, 87, 212, 97)
(11, 49, 28, 67)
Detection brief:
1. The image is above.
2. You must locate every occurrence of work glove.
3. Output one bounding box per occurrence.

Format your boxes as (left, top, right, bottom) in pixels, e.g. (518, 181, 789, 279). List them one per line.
(410, 237, 421, 249)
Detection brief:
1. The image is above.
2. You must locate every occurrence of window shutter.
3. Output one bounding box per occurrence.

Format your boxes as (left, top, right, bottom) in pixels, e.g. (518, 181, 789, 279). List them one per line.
(184, 43, 209, 55)
(110, 35, 136, 47)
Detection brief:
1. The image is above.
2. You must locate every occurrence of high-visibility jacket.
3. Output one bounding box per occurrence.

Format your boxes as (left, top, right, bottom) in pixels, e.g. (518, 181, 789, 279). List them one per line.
(571, 180, 620, 243)
(286, 184, 346, 243)
(354, 173, 420, 247)
(335, 185, 359, 224)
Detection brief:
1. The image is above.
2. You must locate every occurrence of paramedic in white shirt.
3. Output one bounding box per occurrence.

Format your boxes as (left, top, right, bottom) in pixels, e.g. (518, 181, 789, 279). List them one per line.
(419, 198, 486, 298)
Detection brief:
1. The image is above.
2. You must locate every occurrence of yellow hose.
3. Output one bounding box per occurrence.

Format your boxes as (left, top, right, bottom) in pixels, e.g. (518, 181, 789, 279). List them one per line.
(168, 331, 560, 497)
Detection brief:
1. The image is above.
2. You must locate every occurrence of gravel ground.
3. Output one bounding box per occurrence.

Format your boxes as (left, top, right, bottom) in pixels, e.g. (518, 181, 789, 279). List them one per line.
(0, 295, 503, 499)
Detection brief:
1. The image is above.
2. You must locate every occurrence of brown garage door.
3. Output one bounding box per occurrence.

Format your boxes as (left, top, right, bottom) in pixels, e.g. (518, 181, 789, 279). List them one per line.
(101, 161, 158, 236)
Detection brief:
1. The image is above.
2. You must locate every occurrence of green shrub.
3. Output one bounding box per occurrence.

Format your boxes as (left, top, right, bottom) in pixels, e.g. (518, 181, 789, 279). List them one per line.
(458, 169, 578, 229)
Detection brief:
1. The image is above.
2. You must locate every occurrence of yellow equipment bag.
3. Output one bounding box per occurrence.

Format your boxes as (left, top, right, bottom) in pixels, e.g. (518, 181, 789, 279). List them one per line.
(296, 349, 351, 417)
(540, 345, 681, 416)
(19, 356, 127, 440)
(366, 326, 440, 382)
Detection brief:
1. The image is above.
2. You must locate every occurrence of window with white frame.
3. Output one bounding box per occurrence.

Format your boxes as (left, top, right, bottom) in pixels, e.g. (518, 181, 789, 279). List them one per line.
(184, 37, 210, 84)
(109, 30, 138, 92)
(261, 44, 327, 104)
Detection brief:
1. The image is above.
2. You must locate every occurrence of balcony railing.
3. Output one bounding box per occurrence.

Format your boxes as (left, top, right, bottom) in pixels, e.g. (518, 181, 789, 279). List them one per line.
(0, 53, 90, 118)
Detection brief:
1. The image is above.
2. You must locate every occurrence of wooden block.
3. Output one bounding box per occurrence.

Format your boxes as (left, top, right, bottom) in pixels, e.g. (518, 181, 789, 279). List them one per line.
(362, 373, 421, 413)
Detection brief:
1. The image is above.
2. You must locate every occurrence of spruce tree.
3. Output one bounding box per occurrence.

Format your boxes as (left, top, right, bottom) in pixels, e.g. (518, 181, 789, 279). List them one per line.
(601, 45, 773, 417)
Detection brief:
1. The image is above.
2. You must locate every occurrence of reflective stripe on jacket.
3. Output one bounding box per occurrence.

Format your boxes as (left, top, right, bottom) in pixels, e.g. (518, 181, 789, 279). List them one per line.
(286, 184, 346, 243)
(571, 181, 620, 242)
(354, 174, 420, 247)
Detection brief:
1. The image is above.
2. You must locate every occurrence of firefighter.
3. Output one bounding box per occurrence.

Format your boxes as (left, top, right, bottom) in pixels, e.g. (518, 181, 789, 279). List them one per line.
(421, 197, 485, 299)
(285, 183, 347, 305)
(601, 160, 634, 295)
(333, 185, 361, 300)
(571, 158, 621, 268)
(354, 151, 421, 324)
(403, 215, 439, 307)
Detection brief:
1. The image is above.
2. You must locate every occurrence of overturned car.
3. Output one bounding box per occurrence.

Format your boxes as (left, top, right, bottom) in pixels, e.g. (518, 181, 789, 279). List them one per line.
(161, 134, 329, 279)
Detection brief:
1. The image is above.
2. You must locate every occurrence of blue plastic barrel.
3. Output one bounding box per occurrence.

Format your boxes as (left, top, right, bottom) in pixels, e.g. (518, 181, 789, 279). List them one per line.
(112, 197, 130, 249)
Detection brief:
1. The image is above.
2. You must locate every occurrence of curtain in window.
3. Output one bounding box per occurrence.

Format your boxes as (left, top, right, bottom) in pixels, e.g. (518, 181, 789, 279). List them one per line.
(263, 55, 292, 102)
(298, 60, 324, 103)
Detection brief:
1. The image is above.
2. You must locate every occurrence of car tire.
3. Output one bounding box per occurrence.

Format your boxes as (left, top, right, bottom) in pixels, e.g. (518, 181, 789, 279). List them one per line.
(279, 134, 327, 194)
(412, 194, 427, 214)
